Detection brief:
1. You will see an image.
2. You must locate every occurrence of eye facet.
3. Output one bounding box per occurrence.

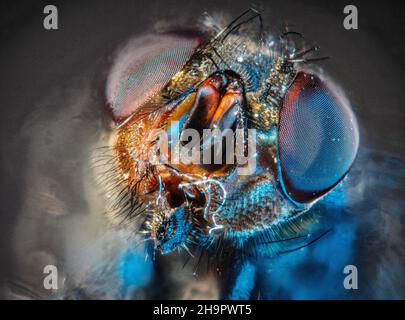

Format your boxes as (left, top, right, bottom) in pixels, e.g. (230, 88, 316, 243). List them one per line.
(278, 72, 359, 203)
(106, 32, 200, 121)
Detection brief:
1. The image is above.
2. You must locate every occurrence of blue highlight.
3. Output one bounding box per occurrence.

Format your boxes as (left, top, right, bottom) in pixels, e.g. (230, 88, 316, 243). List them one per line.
(118, 248, 153, 290)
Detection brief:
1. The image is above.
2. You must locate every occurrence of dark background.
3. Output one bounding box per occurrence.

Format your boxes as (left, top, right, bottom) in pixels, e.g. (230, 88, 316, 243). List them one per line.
(0, 0, 404, 299)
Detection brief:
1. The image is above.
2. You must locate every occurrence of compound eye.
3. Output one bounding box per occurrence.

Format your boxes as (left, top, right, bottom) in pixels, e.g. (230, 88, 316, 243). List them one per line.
(106, 32, 200, 121)
(278, 72, 359, 203)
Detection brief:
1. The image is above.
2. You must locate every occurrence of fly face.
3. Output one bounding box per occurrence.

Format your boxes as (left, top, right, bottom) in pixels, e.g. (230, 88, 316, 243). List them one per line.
(103, 9, 359, 257)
